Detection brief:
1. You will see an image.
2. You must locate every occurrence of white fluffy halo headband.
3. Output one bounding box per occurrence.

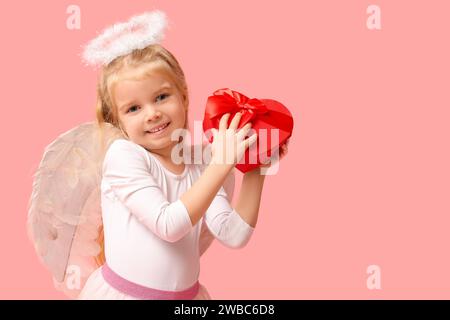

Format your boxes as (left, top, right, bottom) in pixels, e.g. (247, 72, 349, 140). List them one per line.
(81, 10, 169, 67)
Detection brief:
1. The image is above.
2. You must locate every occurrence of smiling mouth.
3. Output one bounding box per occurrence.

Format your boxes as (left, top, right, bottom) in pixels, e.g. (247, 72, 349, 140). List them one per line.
(146, 122, 170, 134)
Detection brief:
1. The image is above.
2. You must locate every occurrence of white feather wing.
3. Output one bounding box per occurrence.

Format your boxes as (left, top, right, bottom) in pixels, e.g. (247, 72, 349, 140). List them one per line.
(27, 122, 123, 298)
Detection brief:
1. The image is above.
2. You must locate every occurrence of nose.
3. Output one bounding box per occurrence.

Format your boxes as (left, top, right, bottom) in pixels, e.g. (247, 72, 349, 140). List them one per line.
(144, 105, 161, 122)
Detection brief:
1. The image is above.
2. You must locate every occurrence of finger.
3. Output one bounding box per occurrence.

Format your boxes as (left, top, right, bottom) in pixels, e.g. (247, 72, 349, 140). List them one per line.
(273, 147, 281, 159)
(229, 112, 242, 130)
(237, 122, 252, 140)
(280, 145, 288, 158)
(211, 128, 218, 140)
(219, 113, 230, 132)
(244, 133, 258, 149)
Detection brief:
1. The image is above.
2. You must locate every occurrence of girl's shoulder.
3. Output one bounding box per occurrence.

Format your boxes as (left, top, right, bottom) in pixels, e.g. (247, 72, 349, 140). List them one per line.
(106, 139, 149, 159)
(107, 138, 141, 151)
(103, 139, 152, 172)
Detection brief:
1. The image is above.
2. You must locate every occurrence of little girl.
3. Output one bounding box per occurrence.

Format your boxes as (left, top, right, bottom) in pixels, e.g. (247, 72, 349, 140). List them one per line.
(28, 11, 288, 300)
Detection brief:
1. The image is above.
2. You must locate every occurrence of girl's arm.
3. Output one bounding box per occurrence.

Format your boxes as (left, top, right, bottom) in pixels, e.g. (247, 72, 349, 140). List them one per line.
(234, 139, 290, 228)
(103, 140, 237, 243)
(180, 164, 233, 226)
(235, 169, 266, 228)
(181, 112, 257, 226)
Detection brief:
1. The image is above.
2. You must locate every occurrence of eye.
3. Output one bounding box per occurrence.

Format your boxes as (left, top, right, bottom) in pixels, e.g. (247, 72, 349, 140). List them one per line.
(156, 93, 170, 103)
(127, 105, 140, 113)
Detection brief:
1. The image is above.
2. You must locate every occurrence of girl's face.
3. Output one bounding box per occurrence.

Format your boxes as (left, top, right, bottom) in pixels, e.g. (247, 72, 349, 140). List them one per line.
(114, 69, 187, 157)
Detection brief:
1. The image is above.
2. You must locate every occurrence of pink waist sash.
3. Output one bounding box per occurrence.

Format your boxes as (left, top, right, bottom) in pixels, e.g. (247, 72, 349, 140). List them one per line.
(101, 263, 199, 300)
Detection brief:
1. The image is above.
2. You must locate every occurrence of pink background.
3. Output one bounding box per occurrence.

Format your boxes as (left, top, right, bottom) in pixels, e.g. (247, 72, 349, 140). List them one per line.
(1, 0, 449, 299)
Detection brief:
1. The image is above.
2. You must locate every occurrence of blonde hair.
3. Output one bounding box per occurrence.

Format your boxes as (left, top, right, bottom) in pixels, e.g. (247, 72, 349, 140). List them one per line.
(94, 44, 190, 266)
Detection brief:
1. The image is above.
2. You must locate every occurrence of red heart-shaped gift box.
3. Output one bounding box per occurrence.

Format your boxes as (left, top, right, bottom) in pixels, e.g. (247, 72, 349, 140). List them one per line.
(203, 88, 294, 173)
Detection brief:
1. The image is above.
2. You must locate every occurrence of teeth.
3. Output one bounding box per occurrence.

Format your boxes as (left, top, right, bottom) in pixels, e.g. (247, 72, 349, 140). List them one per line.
(149, 122, 168, 133)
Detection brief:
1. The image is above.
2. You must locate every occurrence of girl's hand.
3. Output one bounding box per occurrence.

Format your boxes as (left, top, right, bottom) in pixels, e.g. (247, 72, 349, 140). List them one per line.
(259, 138, 290, 169)
(210, 112, 258, 168)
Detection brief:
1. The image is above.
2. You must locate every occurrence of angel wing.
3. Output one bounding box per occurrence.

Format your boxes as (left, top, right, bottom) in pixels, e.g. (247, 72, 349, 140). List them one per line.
(27, 122, 235, 298)
(27, 122, 123, 298)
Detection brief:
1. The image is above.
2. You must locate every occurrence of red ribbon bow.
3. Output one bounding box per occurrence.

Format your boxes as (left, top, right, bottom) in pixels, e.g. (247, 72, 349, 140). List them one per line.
(208, 88, 269, 126)
(204, 88, 292, 132)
